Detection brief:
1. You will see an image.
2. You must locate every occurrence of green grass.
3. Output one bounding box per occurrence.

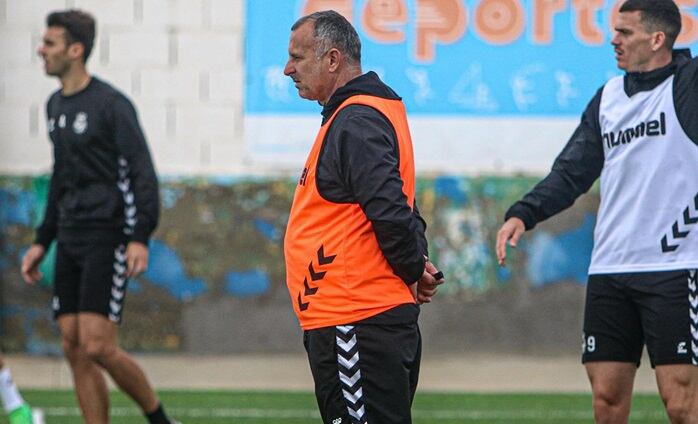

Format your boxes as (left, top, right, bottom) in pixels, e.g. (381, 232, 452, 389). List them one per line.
(2, 390, 667, 423)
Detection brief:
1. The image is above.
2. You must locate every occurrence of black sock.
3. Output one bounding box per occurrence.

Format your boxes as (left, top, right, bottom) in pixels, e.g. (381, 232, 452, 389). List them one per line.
(146, 403, 172, 424)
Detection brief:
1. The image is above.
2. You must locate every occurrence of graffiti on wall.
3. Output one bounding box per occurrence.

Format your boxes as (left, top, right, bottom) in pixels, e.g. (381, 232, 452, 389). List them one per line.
(0, 175, 598, 353)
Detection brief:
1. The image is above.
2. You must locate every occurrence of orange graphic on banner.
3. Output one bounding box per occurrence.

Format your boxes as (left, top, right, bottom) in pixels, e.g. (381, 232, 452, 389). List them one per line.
(533, 0, 566, 44)
(572, 0, 604, 45)
(415, 0, 467, 62)
(363, 0, 408, 43)
(302, 0, 353, 22)
(475, 0, 525, 44)
(676, 0, 698, 44)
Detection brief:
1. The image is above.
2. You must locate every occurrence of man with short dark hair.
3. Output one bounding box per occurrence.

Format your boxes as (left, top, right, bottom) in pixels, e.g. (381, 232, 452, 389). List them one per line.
(21, 9, 177, 424)
(496, 0, 698, 422)
(283, 10, 444, 424)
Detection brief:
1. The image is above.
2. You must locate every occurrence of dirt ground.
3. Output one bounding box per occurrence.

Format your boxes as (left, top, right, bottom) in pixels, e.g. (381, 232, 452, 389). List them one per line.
(4, 353, 659, 393)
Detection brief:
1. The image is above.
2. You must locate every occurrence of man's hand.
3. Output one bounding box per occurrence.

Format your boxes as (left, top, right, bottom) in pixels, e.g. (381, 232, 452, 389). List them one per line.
(414, 260, 445, 304)
(125, 241, 149, 278)
(496, 217, 525, 267)
(21, 244, 46, 284)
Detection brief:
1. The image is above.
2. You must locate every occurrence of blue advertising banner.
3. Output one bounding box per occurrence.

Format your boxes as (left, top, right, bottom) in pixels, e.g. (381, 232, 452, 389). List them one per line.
(246, 0, 698, 116)
(244, 0, 698, 173)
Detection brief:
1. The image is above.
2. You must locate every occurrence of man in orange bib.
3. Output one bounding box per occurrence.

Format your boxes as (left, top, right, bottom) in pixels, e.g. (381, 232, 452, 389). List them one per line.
(283, 10, 444, 424)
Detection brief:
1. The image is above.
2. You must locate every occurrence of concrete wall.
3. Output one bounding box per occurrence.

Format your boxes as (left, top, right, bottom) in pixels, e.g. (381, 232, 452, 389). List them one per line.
(0, 0, 247, 176)
(1, 176, 597, 355)
(1, 1, 597, 356)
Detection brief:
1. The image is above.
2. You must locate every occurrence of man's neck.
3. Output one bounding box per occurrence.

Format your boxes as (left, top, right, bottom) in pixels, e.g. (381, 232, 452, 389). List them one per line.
(320, 67, 362, 105)
(60, 66, 91, 96)
(639, 50, 673, 73)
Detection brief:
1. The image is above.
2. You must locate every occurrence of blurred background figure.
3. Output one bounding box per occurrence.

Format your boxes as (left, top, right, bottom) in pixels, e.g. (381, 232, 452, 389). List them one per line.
(0, 355, 33, 424)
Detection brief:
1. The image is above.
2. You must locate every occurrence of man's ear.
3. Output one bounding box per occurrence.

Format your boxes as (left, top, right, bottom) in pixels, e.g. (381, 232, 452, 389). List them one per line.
(327, 48, 341, 72)
(67, 42, 85, 61)
(651, 31, 666, 52)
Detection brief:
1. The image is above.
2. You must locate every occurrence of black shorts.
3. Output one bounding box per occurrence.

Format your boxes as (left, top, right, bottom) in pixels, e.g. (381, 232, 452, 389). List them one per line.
(53, 241, 129, 324)
(582, 269, 698, 368)
(304, 321, 421, 424)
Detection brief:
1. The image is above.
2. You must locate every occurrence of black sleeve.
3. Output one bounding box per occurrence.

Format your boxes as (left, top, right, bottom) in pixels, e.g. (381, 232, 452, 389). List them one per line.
(34, 153, 62, 249)
(322, 105, 426, 284)
(505, 88, 605, 230)
(674, 56, 698, 145)
(109, 94, 160, 244)
(34, 100, 62, 249)
(413, 200, 428, 258)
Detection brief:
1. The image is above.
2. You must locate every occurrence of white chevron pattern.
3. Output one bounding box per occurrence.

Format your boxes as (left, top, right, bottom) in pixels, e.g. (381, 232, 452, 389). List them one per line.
(117, 156, 137, 236)
(114, 248, 126, 262)
(689, 270, 698, 366)
(337, 325, 354, 335)
(336, 325, 367, 423)
(342, 387, 363, 404)
(113, 275, 126, 288)
(111, 287, 125, 301)
(336, 335, 357, 351)
(338, 352, 359, 369)
(339, 369, 361, 387)
(347, 404, 365, 421)
(109, 300, 122, 314)
(109, 243, 127, 323)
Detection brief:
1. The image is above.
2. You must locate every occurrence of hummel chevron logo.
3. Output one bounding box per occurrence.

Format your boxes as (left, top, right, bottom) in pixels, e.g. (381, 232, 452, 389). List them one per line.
(114, 248, 126, 262)
(690, 295, 698, 309)
(673, 222, 689, 238)
(338, 352, 360, 369)
(342, 387, 363, 404)
(297, 293, 309, 311)
(662, 235, 678, 252)
(117, 179, 131, 192)
(693, 341, 698, 356)
(348, 404, 365, 421)
(112, 287, 125, 301)
(125, 206, 137, 218)
(661, 193, 698, 253)
(337, 325, 353, 335)
(113, 275, 126, 288)
(685, 207, 698, 224)
(109, 300, 122, 313)
(317, 245, 336, 265)
(339, 369, 361, 387)
(303, 278, 318, 296)
(690, 278, 697, 292)
(691, 309, 698, 324)
(692, 325, 698, 340)
(308, 262, 326, 281)
(114, 262, 126, 275)
(337, 335, 357, 352)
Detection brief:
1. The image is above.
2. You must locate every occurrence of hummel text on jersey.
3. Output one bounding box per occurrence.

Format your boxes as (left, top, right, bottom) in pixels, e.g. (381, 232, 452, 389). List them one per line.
(603, 112, 666, 150)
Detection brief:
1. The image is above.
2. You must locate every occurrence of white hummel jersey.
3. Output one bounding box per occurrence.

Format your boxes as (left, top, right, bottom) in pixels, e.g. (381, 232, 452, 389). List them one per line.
(589, 75, 698, 273)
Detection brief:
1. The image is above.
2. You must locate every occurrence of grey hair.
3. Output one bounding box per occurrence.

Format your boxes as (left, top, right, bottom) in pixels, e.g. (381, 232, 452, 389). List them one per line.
(291, 10, 361, 65)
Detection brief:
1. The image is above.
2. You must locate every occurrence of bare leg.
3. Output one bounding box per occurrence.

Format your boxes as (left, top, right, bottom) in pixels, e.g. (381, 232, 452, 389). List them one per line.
(655, 364, 698, 424)
(585, 361, 637, 424)
(57, 314, 110, 424)
(78, 313, 160, 413)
